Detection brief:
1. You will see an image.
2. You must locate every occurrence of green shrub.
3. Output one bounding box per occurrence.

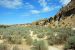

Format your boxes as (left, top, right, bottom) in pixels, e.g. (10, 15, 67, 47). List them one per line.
(37, 33, 44, 38)
(0, 44, 8, 50)
(31, 40, 48, 50)
(64, 36, 75, 50)
(6, 35, 22, 44)
(13, 45, 20, 50)
(25, 35, 33, 45)
(47, 28, 72, 45)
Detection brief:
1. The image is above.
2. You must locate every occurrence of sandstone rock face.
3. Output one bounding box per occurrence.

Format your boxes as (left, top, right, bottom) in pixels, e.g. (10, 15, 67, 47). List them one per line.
(46, 0, 75, 28)
(53, 0, 75, 21)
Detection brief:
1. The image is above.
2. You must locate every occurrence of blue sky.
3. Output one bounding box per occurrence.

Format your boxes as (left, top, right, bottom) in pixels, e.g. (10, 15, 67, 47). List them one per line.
(0, 0, 71, 25)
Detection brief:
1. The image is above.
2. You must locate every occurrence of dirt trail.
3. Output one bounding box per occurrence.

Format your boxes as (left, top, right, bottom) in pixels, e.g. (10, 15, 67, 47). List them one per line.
(48, 45, 64, 50)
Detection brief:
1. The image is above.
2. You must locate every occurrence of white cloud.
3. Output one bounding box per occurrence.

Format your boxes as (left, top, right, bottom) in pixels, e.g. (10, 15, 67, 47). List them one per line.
(39, 0, 47, 7)
(42, 6, 53, 12)
(30, 6, 61, 15)
(38, 0, 47, 7)
(38, 0, 53, 12)
(30, 10, 40, 14)
(38, 0, 71, 13)
(38, 0, 50, 12)
(0, 0, 35, 9)
(27, 0, 62, 15)
(42, 6, 61, 12)
(0, 0, 23, 9)
(24, 3, 35, 9)
(60, 0, 71, 6)
(43, 7, 49, 12)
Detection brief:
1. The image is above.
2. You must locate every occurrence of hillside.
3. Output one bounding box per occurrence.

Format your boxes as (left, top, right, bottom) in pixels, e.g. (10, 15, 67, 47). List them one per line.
(31, 0, 75, 28)
(49, 0, 75, 28)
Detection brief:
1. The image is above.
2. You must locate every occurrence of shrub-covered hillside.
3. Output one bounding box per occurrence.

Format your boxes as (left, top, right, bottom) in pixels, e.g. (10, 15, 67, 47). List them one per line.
(0, 25, 75, 50)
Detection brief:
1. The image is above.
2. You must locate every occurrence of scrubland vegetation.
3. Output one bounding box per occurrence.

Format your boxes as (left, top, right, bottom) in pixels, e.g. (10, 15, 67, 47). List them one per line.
(0, 25, 75, 50)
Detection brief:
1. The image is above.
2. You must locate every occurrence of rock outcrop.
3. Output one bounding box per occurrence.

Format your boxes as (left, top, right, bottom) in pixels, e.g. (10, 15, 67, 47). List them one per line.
(26, 0, 75, 28)
(47, 0, 75, 28)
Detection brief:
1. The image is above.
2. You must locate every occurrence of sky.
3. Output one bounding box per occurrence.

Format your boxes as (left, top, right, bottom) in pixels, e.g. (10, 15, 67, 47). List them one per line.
(0, 0, 71, 25)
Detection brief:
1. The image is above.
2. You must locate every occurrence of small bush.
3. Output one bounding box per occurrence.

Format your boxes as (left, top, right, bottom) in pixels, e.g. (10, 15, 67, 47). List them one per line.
(13, 45, 20, 50)
(25, 35, 33, 45)
(64, 36, 75, 50)
(47, 28, 72, 45)
(31, 40, 48, 50)
(37, 33, 44, 38)
(0, 44, 8, 50)
(7, 36, 22, 44)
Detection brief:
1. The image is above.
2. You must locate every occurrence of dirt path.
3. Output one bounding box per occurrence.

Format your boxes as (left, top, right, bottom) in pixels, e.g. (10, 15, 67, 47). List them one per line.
(48, 45, 64, 50)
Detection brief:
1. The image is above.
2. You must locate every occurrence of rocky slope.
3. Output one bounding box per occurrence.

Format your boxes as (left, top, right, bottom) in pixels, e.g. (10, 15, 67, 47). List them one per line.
(32, 0, 75, 28)
(50, 0, 75, 28)
(53, 0, 75, 21)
